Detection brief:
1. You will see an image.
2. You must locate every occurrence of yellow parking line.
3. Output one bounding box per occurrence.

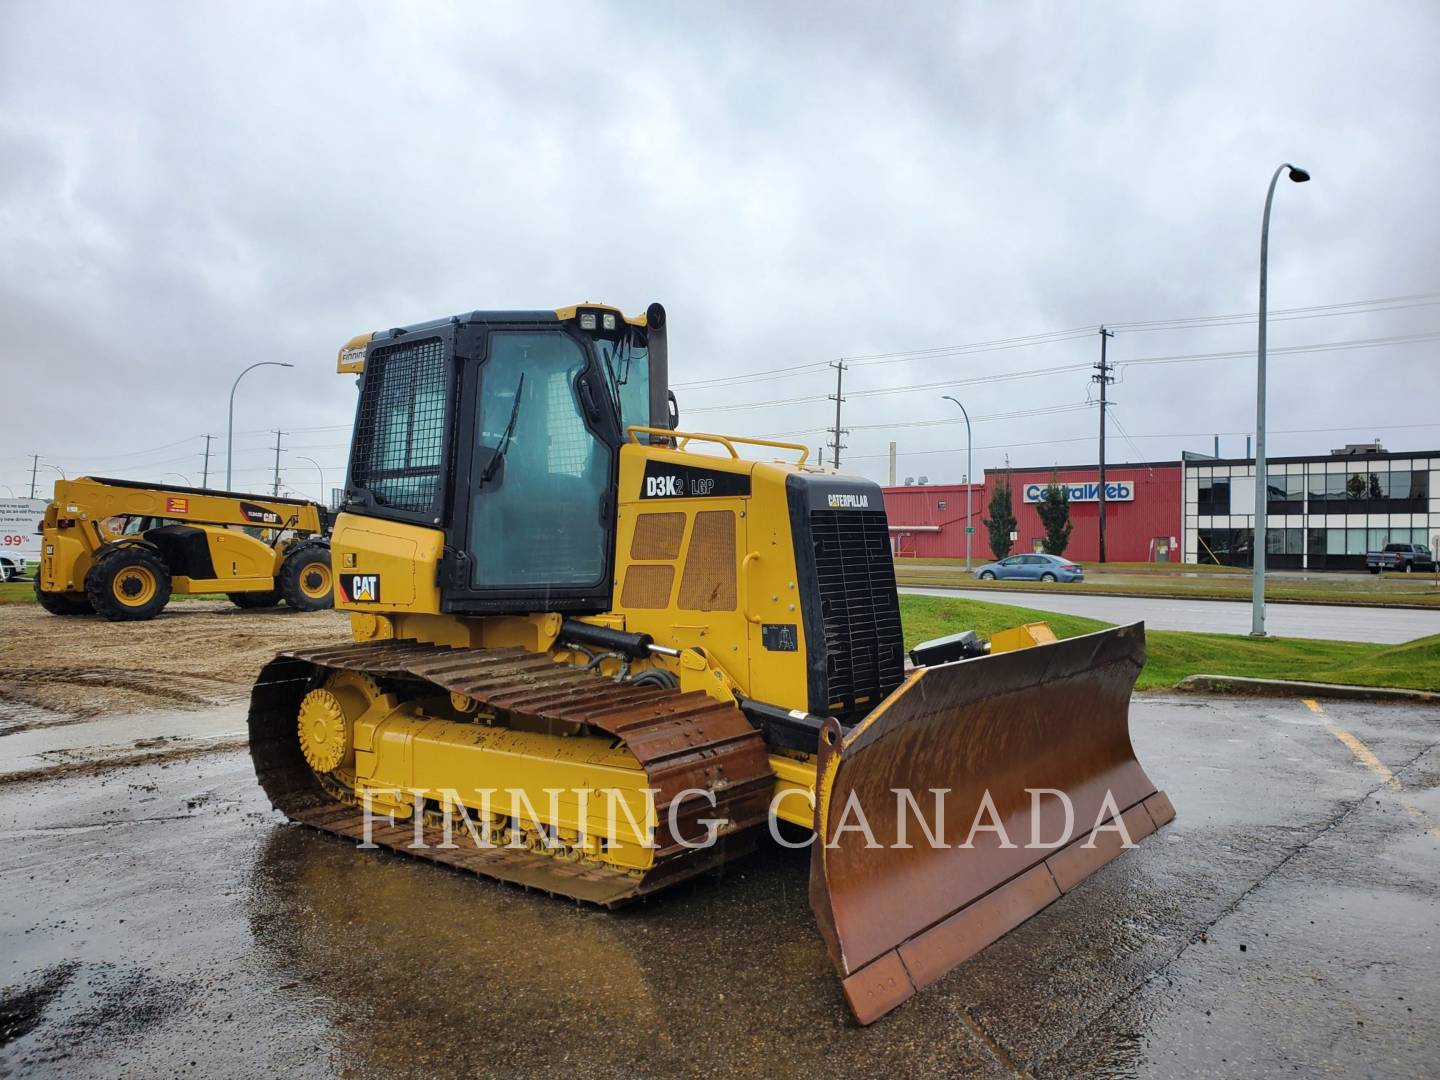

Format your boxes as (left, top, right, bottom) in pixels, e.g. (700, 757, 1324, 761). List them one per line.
(1304, 697, 1440, 839)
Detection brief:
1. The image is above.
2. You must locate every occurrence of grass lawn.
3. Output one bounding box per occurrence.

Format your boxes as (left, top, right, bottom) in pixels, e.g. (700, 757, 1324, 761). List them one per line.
(899, 593, 1440, 693)
(0, 581, 227, 604)
(894, 566, 1440, 607)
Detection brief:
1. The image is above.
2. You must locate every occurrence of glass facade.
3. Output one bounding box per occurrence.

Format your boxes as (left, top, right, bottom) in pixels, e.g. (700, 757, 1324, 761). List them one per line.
(1294, 466, 1428, 506)
(1185, 453, 1438, 569)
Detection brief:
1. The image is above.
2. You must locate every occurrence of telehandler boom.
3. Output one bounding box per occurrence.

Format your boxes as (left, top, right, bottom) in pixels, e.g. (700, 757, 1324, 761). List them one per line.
(249, 302, 1172, 1023)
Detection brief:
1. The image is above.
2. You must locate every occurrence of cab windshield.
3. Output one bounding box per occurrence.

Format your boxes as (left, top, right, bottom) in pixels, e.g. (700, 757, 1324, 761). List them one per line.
(591, 328, 651, 441)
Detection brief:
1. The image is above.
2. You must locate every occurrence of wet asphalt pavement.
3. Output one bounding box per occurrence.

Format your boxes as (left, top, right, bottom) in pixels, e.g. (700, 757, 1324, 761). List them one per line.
(1, 694, 1436, 1078)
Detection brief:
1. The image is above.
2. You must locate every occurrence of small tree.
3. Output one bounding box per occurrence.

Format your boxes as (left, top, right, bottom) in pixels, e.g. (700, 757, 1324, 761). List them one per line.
(983, 480, 1016, 559)
(1035, 483, 1073, 557)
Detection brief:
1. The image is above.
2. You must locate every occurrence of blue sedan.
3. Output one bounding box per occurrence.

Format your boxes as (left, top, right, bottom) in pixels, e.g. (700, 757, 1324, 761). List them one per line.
(973, 553, 1084, 583)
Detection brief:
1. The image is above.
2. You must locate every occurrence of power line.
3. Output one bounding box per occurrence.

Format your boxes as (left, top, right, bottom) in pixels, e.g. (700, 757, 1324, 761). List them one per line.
(684, 361, 1094, 415)
(763, 401, 1095, 439)
(845, 420, 1440, 463)
(1119, 330, 1440, 369)
(670, 289, 1440, 393)
(1106, 290, 1440, 331)
(1114, 298, 1440, 334)
(686, 327, 1439, 418)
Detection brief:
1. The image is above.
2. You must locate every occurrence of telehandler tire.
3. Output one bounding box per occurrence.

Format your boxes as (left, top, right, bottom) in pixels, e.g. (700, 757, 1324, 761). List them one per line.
(33, 580, 94, 616)
(279, 544, 332, 611)
(229, 589, 283, 610)
(86, 546, 172, 621)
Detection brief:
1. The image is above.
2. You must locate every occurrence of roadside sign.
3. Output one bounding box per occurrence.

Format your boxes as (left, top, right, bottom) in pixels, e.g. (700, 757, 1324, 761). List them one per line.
(0, 499, 46, 566)
(965, 527, 975, 534)
(1009, 531, 1018, 541)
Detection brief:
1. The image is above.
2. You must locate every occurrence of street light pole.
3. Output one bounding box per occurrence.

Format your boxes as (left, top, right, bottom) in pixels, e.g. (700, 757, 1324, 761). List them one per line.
(297, 455, 325, 506)
(227, 362, 294, 490)
(942, 395, 974, 570)
(1252, 162, 1311, 637)
(164, 472, 193, 487)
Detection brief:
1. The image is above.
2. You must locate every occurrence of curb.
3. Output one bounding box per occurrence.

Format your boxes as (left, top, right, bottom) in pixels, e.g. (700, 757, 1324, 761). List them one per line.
(1176, 674, 1439, 705)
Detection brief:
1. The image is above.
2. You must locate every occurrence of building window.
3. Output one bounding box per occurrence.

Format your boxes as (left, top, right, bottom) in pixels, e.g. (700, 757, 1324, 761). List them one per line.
(1409, 470, 1429, 500)
(1198, 527, 1252, 565)
(1344, 471, 1372, 500)
(1266, 473, 1304, 502)
(1197, 477, 1230, 515)
(1264, 528, 1303, 555)
(937, 500, 947, 511)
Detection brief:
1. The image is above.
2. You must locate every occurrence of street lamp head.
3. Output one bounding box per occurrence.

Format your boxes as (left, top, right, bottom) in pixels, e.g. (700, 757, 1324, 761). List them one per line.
(1286, 165, 1311, 183)
(279, 362, 295, 368)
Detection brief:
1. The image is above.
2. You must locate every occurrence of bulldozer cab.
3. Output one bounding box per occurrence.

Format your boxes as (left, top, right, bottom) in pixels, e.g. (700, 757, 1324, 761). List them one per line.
(343, 304, 668, 614)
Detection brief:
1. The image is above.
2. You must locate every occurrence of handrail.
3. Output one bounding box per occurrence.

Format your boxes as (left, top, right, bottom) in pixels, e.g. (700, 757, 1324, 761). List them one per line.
(626, 426, 810, 465)
(740, 551, 763, 624)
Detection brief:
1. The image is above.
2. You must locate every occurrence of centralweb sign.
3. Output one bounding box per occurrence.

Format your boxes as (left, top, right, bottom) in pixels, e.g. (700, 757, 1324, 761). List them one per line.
(1022, 481, 1134, 504)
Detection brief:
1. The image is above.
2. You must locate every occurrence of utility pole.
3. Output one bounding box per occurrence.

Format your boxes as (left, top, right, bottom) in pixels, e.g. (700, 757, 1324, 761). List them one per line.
(1093, 327, 1115, 563)
(888, 442, 897, 486)
(270, 430, 286, 497)
(827, 359, 848, 470)
(201, 435, 213, 490)
(28, 454, 39, 499)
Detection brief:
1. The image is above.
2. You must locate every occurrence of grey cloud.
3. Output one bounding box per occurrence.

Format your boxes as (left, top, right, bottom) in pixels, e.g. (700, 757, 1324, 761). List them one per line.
(1, 1, 1436, 498)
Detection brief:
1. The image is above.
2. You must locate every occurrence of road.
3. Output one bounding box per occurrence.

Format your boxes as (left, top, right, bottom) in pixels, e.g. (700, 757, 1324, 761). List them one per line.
(1, 694, 1437, 1077)
(900, 585, 1440, 643)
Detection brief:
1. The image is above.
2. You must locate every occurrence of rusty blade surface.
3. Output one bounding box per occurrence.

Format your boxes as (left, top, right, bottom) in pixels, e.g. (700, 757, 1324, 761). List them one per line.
(807, 623, 1173, 1024)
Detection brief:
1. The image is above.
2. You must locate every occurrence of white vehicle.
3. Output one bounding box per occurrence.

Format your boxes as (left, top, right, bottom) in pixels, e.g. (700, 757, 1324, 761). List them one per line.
(0, 555, 27, 581)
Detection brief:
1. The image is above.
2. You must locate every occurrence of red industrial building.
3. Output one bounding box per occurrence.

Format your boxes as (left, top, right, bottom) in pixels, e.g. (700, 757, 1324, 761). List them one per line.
(884, 461, 1183, 564)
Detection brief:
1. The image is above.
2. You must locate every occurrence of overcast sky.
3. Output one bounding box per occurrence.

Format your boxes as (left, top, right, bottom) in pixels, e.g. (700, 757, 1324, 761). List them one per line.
(2, 1, 1437, 501)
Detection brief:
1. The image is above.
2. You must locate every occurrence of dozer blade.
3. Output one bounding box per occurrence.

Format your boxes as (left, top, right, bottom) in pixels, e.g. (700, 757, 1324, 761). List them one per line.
(808, 622, 1174, 1024)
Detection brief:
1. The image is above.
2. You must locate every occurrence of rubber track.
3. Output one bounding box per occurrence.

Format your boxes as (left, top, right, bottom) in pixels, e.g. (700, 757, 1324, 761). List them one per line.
(249, 640, 776, 906)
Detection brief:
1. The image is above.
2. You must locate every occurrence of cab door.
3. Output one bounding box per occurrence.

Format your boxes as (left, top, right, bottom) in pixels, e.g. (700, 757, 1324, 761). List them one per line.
(446, 327, 621, 614)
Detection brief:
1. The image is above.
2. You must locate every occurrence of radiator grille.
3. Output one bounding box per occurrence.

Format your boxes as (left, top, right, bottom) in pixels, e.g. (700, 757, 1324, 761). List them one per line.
(350, 337, 448, 513)
(808, 508, 904, 724)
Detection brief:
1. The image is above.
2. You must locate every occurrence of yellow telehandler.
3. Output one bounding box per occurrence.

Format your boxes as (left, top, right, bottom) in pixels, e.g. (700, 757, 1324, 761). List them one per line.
(37, 477, 332, 620)
(248, 303, 1172, 1023)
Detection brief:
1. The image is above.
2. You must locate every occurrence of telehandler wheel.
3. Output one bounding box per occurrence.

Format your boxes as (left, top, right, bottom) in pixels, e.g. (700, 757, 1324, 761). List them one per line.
(228, 589, 283, 610)
(86, 546, 172, 621)
(33, 580, 94, 616)
(279, 544, 332, 611)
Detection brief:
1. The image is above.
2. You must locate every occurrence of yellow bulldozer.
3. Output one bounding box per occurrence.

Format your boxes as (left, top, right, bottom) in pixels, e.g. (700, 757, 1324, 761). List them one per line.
(36, 477, 333, 620)
(249, 302, 1172, 1023)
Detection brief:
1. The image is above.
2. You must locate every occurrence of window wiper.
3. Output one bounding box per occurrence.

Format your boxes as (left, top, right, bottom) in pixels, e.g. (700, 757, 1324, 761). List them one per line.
(479, 373, 525, 486)
(598, 341, 623, 417)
